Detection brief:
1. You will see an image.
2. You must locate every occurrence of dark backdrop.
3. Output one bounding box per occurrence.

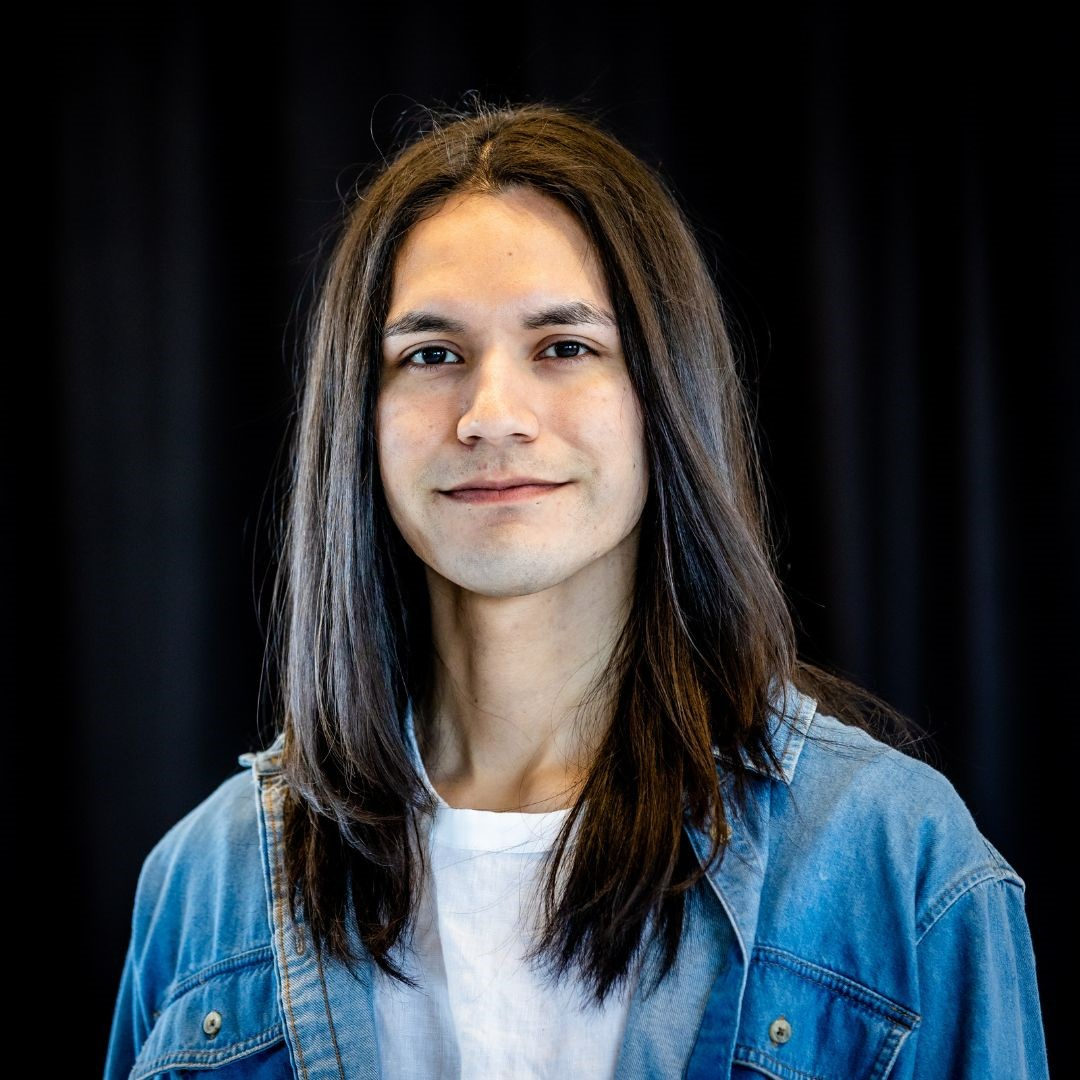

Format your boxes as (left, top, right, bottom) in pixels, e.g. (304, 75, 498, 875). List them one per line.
(46, 3, 1075, 1074)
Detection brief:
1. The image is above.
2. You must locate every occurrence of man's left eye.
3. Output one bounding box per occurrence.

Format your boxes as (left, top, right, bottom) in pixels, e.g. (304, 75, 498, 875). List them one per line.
(541, 341, 592, 359)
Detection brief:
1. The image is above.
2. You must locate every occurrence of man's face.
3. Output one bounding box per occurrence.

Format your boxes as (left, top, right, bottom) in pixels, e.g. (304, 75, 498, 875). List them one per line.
(376, 186, 648, 598)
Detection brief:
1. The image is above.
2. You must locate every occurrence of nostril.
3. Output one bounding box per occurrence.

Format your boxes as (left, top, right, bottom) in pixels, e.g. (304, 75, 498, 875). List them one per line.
(456, 400, 540, 443)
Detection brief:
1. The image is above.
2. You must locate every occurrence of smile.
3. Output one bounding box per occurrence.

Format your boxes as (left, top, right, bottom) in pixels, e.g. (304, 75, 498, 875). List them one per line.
(441, 482, 568, 505)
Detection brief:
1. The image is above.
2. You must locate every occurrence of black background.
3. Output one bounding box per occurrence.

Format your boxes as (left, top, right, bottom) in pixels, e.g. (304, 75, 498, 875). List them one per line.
(46, 2, 1075, 1074)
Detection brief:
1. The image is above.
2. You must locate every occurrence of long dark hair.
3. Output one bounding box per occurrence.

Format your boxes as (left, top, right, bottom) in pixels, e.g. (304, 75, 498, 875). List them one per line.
(276, 100, 914, 1004)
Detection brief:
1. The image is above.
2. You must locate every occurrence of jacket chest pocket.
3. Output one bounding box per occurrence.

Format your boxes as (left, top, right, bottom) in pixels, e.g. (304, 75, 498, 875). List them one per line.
(132, 950, 287, 1079)
(732, 946, 920, 1080)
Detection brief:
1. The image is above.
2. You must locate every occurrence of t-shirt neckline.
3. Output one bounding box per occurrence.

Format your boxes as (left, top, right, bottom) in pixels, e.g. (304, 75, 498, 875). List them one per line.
(403, 700, 573, 853)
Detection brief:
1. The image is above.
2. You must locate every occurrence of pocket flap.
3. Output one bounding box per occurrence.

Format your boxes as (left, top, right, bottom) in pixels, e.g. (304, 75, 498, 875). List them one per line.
(132, 951, 284, 1079)
(734, 947, 920, 1080)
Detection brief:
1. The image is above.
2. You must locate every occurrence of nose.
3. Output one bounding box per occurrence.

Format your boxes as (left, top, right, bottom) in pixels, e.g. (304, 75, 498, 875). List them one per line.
(456, 354, 540, 444)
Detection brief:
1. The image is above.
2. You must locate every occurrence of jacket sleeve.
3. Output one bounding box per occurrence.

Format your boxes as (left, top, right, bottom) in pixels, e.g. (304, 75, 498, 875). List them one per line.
(904, 875, 1049, 1079)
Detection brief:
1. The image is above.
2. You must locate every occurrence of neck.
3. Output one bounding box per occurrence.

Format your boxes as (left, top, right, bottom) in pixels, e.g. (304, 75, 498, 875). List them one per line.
(417, 546, 636, 813)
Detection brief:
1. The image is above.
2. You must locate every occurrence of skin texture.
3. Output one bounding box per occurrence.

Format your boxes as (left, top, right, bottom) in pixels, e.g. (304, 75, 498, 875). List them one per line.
(377, 187, 648, 811)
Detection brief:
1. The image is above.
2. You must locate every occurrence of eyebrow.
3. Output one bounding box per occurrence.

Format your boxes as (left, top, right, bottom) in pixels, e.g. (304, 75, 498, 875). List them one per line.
(522, 302, 616, 330)
(383, 311, 468, 337)
(382, 301, 616, 338)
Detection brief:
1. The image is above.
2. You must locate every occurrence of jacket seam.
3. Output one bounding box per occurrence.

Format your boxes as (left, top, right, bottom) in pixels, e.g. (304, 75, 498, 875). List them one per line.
(732, 1044, 827, 1079)
(264, 777, 311, 1080)
(159, 945, 276, 1010)
(915, 867, 1024, 944)
(874, 1022, 914, 1080)
(131, 1023, 283, 1080)
(315, 941, 347, 1076)
(776, 692, 817, 782)
(752, 946, 920, 1027)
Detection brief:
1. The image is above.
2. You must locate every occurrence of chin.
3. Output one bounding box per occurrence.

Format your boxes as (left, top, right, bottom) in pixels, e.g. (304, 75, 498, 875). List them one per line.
(432, 554, 578, 598)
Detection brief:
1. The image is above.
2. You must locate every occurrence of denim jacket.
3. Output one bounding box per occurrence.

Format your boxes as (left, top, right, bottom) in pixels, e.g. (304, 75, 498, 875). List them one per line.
(105, 688, 1049, 1078)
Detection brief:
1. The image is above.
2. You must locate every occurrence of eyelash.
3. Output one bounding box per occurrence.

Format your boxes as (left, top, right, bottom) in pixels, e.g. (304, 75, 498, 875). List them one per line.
(398, 340, 597, 371)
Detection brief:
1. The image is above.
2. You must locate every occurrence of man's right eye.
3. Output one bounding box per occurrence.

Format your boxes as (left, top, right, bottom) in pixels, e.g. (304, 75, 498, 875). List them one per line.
(402, 346, 463, 367)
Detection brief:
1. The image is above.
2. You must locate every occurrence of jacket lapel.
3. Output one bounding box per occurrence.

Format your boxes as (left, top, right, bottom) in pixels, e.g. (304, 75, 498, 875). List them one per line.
(254, 744, 382, 1080)
(682, 686, 816, 1076)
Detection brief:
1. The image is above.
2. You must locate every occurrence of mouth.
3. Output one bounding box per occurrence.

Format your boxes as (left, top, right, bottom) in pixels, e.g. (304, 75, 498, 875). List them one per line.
(440, 479, 569, 505)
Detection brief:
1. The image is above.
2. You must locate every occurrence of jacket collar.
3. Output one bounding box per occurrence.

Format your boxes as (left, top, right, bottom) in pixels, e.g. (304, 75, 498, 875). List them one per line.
(690, 683, 818, 973)
(741, 680, 817, 782)
(250, 684, 816, 959)
(383, 678, 814, 971)
(756, 678, 812, 781)
(247, 684, 817, 1077)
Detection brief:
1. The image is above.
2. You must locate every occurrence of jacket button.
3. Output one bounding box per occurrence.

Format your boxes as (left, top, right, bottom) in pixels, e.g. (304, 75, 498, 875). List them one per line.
(202, 1010, 223, 1038)
(768, 1016, 792, 1045)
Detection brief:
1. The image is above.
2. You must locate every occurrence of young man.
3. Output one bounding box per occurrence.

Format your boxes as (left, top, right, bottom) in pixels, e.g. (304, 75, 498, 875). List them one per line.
(105, 104, 1048, 1079)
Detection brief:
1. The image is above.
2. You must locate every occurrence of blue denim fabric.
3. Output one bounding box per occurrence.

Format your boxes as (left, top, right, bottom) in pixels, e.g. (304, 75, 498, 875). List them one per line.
(104, 687, 1049, 1078)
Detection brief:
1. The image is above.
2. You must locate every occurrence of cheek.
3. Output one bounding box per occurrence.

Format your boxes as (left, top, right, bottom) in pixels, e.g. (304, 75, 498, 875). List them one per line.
(375, 395, 433, 512)
(560, 377, 639, 440)
(621, 416, 650, 515)
(377, 391, 439, 460)
(566, 382, 649, 508)
(614, 391, 649, 516)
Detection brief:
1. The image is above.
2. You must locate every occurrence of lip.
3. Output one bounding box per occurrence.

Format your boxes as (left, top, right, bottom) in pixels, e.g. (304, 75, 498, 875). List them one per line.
(441, 477, 569, 505)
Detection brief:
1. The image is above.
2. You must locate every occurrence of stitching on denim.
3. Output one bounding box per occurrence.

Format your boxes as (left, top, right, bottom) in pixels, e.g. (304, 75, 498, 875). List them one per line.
(871, 1022, 913, 1080)
(132, 1023, 283, 1080)
(915, 871, 1024, 945)
(752, 946, 920, 1027)
(738, 1024, 910, 1080)
(978, 833, 1022, 881)
(266, 778, 310, 1080)
(160, 945, 277, 1010)
(245, 733, 286, 777)
(734, 1044, 827, 1080)
(314, 942, 347, 1076)
(776, 690, 817, 783)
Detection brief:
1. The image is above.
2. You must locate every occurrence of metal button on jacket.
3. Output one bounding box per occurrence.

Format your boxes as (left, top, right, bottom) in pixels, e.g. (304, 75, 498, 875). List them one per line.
(769, 1016, 792, 1045)
(202, 1010, 223, 1038)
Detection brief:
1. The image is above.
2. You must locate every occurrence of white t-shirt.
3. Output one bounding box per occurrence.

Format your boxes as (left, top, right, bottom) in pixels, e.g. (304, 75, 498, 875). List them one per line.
(372, 707, 635, 1080)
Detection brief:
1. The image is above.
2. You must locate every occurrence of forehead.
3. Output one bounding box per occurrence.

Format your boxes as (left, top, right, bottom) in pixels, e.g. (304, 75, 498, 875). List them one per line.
(388, 187, 609, 310)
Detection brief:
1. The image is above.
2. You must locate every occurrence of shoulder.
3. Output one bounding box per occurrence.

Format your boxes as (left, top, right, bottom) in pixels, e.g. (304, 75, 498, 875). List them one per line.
(129, 765, 274, 1005)
(107, 760, 291, 1078)
(143, 764, 264, 860)
(766, 707, 1022, 937)
(707, 701, 1048, 1078)
(135, 735, 289, 906)
(137, 766, 266, 905)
